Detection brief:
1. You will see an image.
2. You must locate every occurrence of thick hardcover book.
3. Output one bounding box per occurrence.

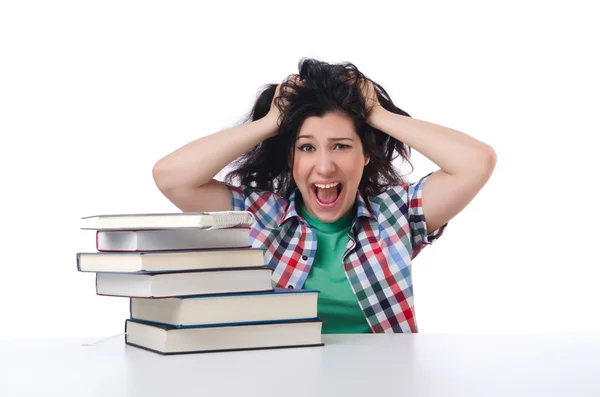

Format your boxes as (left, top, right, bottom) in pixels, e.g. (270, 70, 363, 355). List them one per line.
(77, 248, 265, 273)
(124, 318, 324, 355)
(95, 227, 251, 252)
(95, 267, 274, 298)
(129, 288, 319, 327)
(80, 211, 255, 230)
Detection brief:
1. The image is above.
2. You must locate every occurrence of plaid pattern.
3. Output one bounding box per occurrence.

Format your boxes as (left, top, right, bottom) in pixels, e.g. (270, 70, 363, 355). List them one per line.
(226, 172, 447, 333)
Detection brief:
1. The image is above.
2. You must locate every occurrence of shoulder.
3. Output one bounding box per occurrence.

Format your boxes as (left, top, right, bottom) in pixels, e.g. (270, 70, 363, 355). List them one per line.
(367, 173, 431, 215)
(364, 173, 447, 256)
(223, 183, 290, 225)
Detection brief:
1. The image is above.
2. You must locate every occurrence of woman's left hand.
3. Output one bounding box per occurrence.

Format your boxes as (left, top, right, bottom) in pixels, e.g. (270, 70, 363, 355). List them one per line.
(359, 79, 382, 121)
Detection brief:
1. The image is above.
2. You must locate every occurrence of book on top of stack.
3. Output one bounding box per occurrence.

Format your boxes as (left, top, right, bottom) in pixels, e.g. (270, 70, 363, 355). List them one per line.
(77, 211, 323, 355)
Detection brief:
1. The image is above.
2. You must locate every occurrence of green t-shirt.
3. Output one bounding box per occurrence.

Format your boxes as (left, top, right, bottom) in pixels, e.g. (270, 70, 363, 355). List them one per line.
(298, 201, 371, 334)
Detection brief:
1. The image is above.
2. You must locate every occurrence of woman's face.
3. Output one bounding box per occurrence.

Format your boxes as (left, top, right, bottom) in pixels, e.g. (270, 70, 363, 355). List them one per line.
(292, 111, 370, 223)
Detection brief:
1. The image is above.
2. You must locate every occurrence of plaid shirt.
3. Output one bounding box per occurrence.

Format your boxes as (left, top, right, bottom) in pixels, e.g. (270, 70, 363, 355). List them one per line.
(226, 173, 447, 333)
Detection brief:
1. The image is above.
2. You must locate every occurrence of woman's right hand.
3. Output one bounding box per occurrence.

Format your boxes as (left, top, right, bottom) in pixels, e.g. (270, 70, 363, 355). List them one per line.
(265, 84, 284, 128)
(265, 75, 303, 128)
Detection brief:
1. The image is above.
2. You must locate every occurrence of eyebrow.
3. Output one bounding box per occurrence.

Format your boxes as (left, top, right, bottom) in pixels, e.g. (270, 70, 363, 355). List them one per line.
(295, 135, 354, 142)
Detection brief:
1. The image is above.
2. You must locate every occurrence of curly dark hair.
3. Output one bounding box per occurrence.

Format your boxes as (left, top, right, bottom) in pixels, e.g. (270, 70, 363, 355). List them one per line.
(224, 58, 414, 199)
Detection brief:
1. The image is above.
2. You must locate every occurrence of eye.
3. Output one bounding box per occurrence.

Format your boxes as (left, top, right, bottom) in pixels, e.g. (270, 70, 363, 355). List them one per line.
(297, 144, 315, 152)
(333, 143, 350, 150)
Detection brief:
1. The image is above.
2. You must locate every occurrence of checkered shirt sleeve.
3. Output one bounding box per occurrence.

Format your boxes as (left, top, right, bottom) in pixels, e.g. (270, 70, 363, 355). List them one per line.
(394, 172, 447, 257)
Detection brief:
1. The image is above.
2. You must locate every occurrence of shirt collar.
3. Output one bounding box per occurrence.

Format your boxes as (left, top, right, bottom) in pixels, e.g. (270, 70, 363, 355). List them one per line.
(278, 189, 376, 226)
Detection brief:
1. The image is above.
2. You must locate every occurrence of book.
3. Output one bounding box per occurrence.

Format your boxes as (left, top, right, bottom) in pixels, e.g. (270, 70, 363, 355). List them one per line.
(77, 209, 325, 354)
(125, 318, 324, 355)
(80, 211, 255, 230)
(130, 289, 319, 327)
(77, 248, 265, 273)
(95, 228, 250, 252)
(95, 268, 274, 298)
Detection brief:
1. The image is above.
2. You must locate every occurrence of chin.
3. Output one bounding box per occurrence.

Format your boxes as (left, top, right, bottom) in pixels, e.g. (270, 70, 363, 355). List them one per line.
(309, 202, 352, 223)
(314, 212, 340, 222)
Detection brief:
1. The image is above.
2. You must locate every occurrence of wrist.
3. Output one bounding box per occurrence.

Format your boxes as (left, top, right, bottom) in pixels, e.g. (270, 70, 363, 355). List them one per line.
(367, 105, 388, 127)
(257, 114, 279, 138)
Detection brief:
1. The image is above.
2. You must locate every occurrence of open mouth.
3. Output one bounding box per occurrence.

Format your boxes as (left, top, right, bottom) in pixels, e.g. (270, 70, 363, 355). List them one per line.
(312, 182, 343, 208)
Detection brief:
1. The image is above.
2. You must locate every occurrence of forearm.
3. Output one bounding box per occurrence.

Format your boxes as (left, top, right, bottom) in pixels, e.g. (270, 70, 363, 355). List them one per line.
(368, 107, 495, 176)
(153, 115, 278, 191)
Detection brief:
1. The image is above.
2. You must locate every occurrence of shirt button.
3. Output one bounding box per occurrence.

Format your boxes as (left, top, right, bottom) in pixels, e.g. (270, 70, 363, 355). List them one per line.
(302, 255, 308, 261)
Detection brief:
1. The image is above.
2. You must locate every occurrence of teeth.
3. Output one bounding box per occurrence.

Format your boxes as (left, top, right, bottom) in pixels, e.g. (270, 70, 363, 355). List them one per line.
(314, 182, 340, 189)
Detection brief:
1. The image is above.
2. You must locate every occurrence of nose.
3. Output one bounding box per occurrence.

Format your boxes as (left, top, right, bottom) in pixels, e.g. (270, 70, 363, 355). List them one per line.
(316, 151, 336, 175)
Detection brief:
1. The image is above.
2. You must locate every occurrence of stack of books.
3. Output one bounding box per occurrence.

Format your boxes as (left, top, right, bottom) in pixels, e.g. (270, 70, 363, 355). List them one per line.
(76, 211, 323, 355)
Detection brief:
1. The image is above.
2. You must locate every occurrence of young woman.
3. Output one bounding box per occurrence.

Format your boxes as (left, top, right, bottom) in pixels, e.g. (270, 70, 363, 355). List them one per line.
(152, 58, 497, 334)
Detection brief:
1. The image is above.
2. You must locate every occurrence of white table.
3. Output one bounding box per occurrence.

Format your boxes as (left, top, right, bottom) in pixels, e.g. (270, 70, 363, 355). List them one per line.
(1, 333, 599, 396)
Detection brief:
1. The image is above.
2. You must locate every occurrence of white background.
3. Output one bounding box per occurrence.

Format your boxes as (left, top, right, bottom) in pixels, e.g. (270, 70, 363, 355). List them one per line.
(1, 0, 598, 338)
